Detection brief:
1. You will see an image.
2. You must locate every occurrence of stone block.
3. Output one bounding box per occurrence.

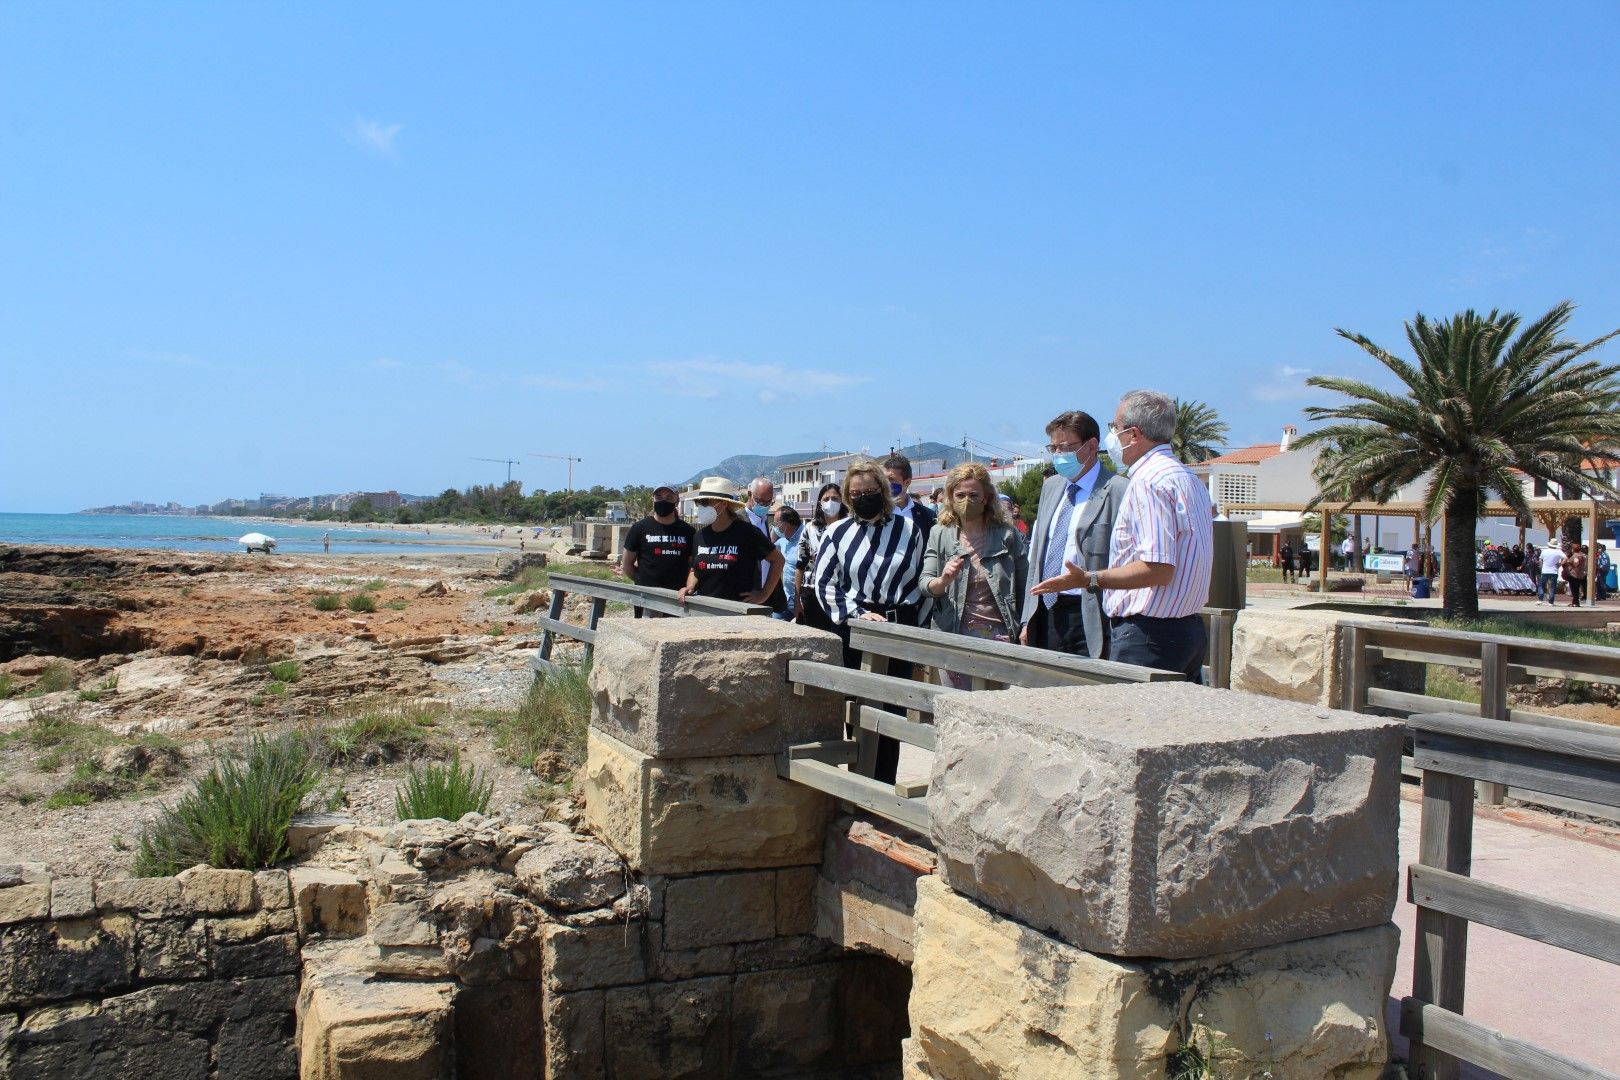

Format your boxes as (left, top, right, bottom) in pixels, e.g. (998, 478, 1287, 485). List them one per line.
(0, 915, 135, 1009)
(603, 976, 731, 1080)
(0, 884, 50, 925)
(661, 870, 776, 950)
(49, 878, 95, 920)
(214, 932, 300, 979)
(297, 969, 455, 1080)
(177, 865, 256, 914)
(1230, 608, 1423, 708)
(288, 811, 355, 855)
(646, 921, 736, 981)
(730, 963, 840, 1074)
(96, 876, 182, 916)
(908, 877, 1394, 1080)
(542, 921, 648, 992)
(455, 982, 543, 1080)
(816, 875, 918, 964)
(775, 865, 819, 937)
(929, 682, 1404, 957)
(515, 834, 625, 912)
(733, 933, 838, 973)
(290, 867, 368, 937)
(370, 901, 437, 947)
(543, 988, 605, 1080)
(589, 618, 844, 758)
(584, 729, 831, 874)
(369, 944, 452, 979)
(208, 908, 297, 943)
(136, 918, 209, 980)
(253, 869, 292, 910)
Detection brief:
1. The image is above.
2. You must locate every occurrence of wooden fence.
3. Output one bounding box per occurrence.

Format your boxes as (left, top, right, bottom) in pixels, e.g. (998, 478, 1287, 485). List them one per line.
(1403, 711, 1620, 1080)
(779, 619, 1183, 833)
(529, 572, 769, 675)
(1338, 619, 1620, 820)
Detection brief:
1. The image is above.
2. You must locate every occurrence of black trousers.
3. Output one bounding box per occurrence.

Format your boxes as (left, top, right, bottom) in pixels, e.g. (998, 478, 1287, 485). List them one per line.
(833, 602, 920, 785)
(1030, 594, 1095, 657)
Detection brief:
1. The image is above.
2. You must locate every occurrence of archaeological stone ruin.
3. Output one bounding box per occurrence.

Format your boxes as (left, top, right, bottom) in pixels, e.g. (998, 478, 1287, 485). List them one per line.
(0, 614, 1409, 1078)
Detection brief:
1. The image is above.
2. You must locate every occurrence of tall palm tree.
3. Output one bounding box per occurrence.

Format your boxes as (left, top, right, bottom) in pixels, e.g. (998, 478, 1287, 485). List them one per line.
(1296, 301, 1620, 618)
(1171, 399, 1230, 464)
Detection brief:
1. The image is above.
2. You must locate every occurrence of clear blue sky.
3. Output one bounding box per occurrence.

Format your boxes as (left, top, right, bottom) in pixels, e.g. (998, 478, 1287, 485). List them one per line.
(4, 3, 1618, 512)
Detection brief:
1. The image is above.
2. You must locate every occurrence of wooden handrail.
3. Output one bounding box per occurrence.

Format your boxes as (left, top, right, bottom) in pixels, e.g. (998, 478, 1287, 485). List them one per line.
(846, 619, 1182, 687)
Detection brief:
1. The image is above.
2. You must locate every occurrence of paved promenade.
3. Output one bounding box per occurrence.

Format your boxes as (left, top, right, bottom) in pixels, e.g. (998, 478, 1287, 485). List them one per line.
(1388, 786, 1620, 1076)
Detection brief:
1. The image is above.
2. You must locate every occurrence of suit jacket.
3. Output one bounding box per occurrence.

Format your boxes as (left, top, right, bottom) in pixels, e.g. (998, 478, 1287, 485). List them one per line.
(1021, 466, 1130, 659)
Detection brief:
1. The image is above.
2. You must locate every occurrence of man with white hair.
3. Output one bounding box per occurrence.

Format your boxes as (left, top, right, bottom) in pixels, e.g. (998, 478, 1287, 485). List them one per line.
(745, 476, 786, 612)
(1032, 389, 1214, 681)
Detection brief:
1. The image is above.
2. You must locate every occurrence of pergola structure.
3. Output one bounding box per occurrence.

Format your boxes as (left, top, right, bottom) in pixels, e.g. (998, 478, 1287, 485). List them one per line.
(1225, 497, 1620, 603)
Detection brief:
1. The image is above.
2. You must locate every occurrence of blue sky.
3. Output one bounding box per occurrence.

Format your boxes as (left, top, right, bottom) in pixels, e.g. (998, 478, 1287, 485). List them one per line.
(3, 3, 1618, 512)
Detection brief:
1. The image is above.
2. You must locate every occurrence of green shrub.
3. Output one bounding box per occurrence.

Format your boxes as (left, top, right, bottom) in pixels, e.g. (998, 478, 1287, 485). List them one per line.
(385, 599, 409, 611)
(394, 754, 494, 821)
(312, 593, 341, 611)
(33, 660, 75, 695)
(0, 673, 14, 699)
(361, 579, 389, 593)
(267, 660, 301, 683)
(316, 701, 443, 764)
(46, 759, 141, 809)
(132, 734, 321, 876)
(78, 689, 101, 703)
(266, 681, 288, 696)
(486, 624, 505, 637)
(485, 663, 592, 771)
(483, 566, 550, 598)
(346, 592, 377, 613)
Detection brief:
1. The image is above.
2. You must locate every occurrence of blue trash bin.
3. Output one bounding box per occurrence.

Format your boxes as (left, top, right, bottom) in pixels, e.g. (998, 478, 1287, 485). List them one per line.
(1607, 567, 1617, 592)
(1411, 577, 1432, 599)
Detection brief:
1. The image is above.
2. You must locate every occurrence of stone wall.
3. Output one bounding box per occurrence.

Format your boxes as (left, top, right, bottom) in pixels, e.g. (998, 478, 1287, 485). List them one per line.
(1, 863, 300, 1079)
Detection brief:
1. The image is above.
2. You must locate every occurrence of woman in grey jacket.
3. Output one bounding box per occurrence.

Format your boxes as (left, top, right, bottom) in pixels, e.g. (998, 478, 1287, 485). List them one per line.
(919, 462, 1026, 688)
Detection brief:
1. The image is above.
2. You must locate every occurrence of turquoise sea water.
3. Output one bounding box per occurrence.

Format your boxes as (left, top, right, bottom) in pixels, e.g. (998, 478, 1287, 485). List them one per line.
(0, 513, 493, 556)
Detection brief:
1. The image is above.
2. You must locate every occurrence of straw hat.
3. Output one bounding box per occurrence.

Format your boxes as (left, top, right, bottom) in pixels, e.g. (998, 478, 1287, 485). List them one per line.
(690, 476, 745, 507)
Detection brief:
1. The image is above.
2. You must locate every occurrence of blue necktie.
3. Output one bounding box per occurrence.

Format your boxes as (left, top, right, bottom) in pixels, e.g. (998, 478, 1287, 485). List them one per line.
(1041, 482, 1081, 607)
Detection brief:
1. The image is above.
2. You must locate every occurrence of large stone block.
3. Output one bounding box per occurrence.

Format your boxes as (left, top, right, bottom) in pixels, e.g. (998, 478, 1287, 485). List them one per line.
(542, 988, 605, 1080)
(603, 976, 731, 1080)
(908, 877, 1395, 1080)
(730, 964, 840, 1074)
(930, 682, 1403, 958)
(589, 618, 843, 758)
(661, 870, 776, 950)
(177, 865, 256, 914)
(1230, 608, 1423, 707)
(0, 916, 135, 1009)
(0, 884, 50, 925)
(584, 729, 832, 874)
(542, 921, 648, 992)
(515, 834, 626, 913)
(297, 969, 455, 1080)
(290, 867, 368, 938)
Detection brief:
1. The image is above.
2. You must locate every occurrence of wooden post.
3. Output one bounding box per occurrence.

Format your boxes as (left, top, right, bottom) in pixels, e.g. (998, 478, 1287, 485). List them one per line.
(537, 587, 567, 665)
(1318, 513, 1331, 593)
(854, 652, 890, 779)
(1476, 642, 1508, 804)
(1410, 770, 1475, 1080)
(1590, 498, 1602, 608)
(582, 597, 607, 663)
(1340, 624, 1367, 712)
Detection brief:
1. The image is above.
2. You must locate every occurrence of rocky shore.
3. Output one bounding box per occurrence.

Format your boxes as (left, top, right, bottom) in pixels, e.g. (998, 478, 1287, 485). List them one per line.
(0, 545, 588, 879)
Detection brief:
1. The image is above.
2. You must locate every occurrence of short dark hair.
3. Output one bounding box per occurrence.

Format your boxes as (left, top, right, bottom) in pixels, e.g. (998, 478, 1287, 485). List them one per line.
(775, 505, 802, 528)
(1045, 410, 1100, 444)
(880, 453, 913, 481)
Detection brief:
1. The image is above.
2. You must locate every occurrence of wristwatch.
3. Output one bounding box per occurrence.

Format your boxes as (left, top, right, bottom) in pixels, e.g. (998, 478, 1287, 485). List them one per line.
(1083, 570, 1103, 596)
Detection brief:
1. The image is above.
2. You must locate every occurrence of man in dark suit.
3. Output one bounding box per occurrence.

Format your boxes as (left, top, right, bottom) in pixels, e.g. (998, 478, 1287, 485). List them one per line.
(1019, 410, 1129, 659)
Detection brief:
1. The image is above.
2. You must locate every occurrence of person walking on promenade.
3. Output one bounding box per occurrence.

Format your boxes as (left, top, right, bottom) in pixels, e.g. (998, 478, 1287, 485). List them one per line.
(1537, 541, 1565, 604)
(1019, 409, 1128, 660)
(677, 477, 783, 606)
(813, 460, 925, 783)
(1032, 390, 1213, 682)
(1280, 541, 1295, 583)
(620, 484, 696, 616)
(772, 505, 804, 621)
(1566, 543, 1589, 607)
(882, 453, 936, 544)
(795, 482, 846, 632)
(1596, 543, 1612, 602)
(920, 462, 1026, 687)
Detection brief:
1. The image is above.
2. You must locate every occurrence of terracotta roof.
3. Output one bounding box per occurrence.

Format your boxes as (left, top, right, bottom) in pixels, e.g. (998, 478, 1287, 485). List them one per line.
(1199, 443, 1284, 466)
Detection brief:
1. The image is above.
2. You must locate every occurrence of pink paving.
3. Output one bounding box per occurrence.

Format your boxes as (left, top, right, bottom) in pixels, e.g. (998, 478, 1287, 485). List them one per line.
(1387, 785, 1620, 1077)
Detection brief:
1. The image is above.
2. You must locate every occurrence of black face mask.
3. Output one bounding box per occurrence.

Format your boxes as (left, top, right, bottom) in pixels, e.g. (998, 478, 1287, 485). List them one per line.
(852, 492, 885, 520)
(653, 500, 677, 517)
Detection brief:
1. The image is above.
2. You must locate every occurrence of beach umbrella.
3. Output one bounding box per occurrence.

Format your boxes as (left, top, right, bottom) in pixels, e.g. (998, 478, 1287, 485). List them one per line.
(238, 532, 276, 553)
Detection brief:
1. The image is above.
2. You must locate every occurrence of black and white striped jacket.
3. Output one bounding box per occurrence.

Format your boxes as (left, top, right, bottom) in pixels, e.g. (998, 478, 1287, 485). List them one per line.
(812, 513, 924, 625)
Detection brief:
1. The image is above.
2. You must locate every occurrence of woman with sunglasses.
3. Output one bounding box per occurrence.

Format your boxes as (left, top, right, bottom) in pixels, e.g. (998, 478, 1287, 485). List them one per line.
(794, 481, 848, 631)
(919, 462, 1026, 688)
(676, 476, 783, 606)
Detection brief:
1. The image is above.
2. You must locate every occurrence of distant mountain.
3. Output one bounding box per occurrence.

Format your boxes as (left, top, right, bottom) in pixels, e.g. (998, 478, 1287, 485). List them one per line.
(682, 441, 975, 487)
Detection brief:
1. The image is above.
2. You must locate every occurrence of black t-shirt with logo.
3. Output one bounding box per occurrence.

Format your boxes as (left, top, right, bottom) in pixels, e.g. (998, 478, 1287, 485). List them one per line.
(623, 517, 697, 591)
(693, 517, 775, 601)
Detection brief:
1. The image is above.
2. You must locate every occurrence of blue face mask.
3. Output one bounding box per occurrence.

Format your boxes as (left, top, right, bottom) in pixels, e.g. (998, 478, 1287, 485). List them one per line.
(1051, 452, 1081, 479)
(889, 481, 904, 497)
(750, 503, 768, 519)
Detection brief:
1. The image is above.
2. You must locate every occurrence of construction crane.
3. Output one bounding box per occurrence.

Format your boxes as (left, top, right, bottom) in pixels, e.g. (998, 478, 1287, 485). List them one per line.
(530, 452, 583, 491)
(472, 457, 521, 483)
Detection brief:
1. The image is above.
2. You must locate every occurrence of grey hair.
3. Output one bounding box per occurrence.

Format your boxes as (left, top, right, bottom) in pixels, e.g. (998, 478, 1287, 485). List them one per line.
(1117, 390, 1175, 444)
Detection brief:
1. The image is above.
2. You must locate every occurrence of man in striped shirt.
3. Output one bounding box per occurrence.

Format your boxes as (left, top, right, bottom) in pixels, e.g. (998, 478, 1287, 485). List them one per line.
(1032, 389, 1213, 681)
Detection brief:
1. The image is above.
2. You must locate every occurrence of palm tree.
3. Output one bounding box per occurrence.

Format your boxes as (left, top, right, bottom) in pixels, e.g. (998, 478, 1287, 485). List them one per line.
(1296, 301, 1620, 618)
(1171, 399, 1230, 464)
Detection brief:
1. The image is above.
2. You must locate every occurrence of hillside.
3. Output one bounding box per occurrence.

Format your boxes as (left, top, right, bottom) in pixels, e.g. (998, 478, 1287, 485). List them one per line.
(682, 441, 972, 486)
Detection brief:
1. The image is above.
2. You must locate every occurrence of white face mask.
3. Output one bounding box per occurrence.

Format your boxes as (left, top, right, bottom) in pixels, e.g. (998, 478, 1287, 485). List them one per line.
(1103, 428, 1128, 473)
(694, 505, 718, 527)
(820, 498, 842, 518)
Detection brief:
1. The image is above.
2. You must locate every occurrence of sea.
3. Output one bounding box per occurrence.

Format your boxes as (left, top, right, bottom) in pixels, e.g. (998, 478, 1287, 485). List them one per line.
(0, 513, 496, 557)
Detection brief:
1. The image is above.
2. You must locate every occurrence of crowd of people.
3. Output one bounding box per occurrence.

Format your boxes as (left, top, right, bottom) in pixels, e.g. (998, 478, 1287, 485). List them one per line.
(617, 389, 1217, 780)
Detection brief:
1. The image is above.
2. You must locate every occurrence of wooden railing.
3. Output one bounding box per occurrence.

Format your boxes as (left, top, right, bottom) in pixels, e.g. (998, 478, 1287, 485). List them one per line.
(1202, 606, 1237, 689)
(1403, 712, 1620, 1080)
(529, 572, 769, 674)
(779, 619, 1183, 833)
(1338, 620, 1620, 819)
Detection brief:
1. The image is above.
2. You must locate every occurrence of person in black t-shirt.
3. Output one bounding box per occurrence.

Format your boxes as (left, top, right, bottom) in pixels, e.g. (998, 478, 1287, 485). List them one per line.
(620, 485, 696, 593)
(677, 477, 783, 606)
